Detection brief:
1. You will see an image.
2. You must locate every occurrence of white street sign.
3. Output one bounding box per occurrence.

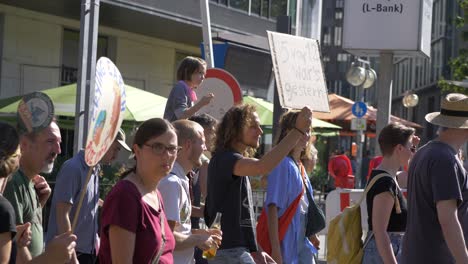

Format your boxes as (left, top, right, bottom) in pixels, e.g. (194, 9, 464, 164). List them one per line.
(343, 0, 432, 58)
(351, 118, 367, 131)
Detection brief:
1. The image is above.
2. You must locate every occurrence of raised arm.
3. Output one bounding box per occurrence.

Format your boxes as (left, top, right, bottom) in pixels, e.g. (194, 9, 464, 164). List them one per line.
(233, 107, 312, 176)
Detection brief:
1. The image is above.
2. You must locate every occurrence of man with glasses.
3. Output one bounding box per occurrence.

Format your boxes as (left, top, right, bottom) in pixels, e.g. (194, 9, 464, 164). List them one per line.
(45, 129, 130, 264)
(158, 120, 221, 264)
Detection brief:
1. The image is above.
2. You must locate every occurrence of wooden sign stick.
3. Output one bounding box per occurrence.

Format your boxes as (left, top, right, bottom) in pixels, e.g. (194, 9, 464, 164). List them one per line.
(71, 166, 94, 232)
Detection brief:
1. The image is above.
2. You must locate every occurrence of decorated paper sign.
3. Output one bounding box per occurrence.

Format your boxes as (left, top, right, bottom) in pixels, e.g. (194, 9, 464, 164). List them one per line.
(196, 68, 242, 120)
(17, 92, 54, 134)
(85, 57, 126, 166)
(267, 31, 330, 112)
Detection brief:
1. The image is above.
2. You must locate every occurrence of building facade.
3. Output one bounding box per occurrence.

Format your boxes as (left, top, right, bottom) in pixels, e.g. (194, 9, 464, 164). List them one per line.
(321, 0, 465, 144)
(391, 0, 466, 143)
(0, 0, 323, 102)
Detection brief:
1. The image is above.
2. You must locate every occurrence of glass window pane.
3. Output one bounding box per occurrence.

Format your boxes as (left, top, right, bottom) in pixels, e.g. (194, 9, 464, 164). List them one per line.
(251, 0, 262, 15)
(230, 0, 249, 12)
(270, 0, 287, 18)
(261, 0, 270, 18)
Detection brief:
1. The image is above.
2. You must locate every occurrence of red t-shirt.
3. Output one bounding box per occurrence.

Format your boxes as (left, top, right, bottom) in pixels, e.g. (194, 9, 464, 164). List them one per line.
(98, 180, 175, 264)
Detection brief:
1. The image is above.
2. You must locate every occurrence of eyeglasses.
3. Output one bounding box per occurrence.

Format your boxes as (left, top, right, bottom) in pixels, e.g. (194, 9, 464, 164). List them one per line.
(143, 143, 181, 155)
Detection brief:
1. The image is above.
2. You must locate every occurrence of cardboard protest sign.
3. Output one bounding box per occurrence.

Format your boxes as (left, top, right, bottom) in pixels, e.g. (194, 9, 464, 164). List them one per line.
(84, 57, 126, 166)
(196, 68, 242, 120)
(267, 31, 330, 112)
(17, 92, 54, 134)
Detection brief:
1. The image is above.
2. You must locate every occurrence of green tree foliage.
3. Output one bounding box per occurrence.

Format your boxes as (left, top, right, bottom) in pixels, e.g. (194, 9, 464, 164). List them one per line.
(439, 0, 468, 94)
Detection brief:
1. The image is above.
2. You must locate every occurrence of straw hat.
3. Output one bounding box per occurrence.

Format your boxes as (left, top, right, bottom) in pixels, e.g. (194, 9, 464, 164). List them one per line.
(425, 93, 468, 129)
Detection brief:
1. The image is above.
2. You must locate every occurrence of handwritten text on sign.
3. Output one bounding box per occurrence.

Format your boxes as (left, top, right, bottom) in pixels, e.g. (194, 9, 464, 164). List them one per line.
(267, 31, 329, 112)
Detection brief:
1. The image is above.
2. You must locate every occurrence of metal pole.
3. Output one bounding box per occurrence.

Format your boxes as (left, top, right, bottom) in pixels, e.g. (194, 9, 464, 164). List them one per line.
(74, 0, 100, 154)
(375, 52, 394, 155)
(355, 85, 364, 188)
(200, 0, 214, 68)
(272, 16, 291, 139)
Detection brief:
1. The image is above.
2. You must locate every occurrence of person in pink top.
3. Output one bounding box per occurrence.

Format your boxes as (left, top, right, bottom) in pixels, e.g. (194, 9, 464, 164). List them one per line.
(163, 56, 214, 122)
(99, 118, 177, 263)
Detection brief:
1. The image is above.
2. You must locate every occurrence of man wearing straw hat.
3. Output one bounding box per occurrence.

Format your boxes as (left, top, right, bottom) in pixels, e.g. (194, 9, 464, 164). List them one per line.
(45, 129, 130, 264)
(402, 93, 468, 263)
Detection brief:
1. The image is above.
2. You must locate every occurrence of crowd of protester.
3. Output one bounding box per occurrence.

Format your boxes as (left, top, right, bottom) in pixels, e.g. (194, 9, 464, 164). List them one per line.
(0, 56, 467, 264)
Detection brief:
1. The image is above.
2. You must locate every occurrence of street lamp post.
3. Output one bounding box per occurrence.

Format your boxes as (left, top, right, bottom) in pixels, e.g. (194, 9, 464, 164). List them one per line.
(346, 60, 377, 188)
(402, 91, 419, 122)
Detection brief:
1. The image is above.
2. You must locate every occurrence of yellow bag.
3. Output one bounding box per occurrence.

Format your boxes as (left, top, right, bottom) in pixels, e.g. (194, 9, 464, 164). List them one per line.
(327, 173, 400, 264)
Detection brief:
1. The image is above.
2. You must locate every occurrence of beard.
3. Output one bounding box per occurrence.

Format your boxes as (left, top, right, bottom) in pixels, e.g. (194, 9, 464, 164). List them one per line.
(41, 161, 54, 174)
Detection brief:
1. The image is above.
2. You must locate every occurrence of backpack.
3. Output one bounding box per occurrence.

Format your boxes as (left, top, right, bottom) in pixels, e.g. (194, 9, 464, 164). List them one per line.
(326, 173, 401, 264)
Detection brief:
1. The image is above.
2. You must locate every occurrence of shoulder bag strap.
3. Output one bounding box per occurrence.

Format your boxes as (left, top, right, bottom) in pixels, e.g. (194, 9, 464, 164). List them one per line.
(152, 195, 167, 264)
(354, 173, 401, 213)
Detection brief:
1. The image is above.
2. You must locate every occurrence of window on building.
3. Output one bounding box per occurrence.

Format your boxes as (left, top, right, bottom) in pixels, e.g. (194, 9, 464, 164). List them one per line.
(322, 27, 331, 46)
(61, 29, 108, 85)
(337, 53, 350, 73)
(336, 0, 344, 8)
(270, 0, 288, 18)
(322, 55, 330, 72)
(261, 0, 270, 17)
(335, 11, 343, 20)
(230, 0, 249, 12)
(334, 26, 342, 46)
(251, 0, 262, 15)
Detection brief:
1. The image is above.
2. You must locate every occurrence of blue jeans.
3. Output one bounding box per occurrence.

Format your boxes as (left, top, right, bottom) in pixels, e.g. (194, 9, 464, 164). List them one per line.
(362, 233, 404, 264)
(207, 247, 255, 264)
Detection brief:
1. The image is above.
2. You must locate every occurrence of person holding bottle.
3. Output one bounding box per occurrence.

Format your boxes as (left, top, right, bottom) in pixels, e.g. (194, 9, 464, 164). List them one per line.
(158, 120, 221, 264)
(205, 104, 312, 264)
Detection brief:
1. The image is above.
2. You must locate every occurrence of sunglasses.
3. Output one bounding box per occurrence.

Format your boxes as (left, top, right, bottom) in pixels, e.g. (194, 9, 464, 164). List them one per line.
(143, 143, 181, 155)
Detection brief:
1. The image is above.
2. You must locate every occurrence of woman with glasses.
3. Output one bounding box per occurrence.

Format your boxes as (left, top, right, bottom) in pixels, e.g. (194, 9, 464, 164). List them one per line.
(99, 118, 177, 264)
(0, 122, 77, 264)
(363, 123, 418, 264)
(163, 56, 214, 122)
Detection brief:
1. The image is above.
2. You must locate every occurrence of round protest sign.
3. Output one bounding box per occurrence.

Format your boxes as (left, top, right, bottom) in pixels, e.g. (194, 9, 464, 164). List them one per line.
(196, 68, 242, 120)
(85, 57, 126, 166)
(17, 92, 54, 134)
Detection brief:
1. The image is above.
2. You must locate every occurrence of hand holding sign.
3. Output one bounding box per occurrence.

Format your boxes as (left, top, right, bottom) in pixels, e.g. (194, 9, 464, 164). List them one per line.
(295, 106, 313, 132)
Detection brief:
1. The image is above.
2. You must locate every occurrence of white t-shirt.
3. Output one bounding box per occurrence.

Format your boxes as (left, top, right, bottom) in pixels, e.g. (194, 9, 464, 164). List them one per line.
(158, 162, 194, 264)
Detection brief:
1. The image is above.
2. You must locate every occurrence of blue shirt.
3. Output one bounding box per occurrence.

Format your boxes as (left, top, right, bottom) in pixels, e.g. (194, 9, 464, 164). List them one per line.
(264, 157, 315, 264)
(46, 150, 100, 254)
